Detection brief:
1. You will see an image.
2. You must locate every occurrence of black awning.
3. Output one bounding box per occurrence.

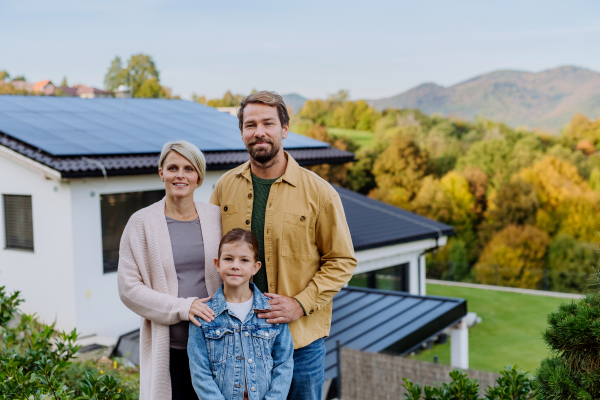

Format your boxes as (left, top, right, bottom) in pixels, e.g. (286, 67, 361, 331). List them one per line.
(324, 286, 467, 380)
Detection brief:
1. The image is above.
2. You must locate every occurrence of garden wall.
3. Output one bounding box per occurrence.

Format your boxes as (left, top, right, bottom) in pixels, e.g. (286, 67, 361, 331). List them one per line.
(340, 348, 500, 399)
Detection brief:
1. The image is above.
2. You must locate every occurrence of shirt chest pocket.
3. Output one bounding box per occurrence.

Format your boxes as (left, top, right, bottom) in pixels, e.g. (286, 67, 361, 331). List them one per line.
(203, 328, 234, 363)
(221, 203, 239, 235)
(252, 328, 279, 360)
(281, 212, 315, 260)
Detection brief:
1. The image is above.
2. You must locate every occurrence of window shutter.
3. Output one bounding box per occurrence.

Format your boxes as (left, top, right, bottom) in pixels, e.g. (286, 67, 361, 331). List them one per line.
(100, 190, 165, 273)
(3, 194, 34, 251)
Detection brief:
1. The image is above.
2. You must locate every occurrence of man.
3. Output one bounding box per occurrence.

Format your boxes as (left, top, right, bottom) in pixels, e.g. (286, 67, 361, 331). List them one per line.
(209, 91, 357, 400)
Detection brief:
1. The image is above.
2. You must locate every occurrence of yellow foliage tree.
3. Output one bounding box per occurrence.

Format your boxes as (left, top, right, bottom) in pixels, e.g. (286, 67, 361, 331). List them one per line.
(475, 225, 549, 289)
(369, 134, 428, 208)
(564, 113, 600, 146)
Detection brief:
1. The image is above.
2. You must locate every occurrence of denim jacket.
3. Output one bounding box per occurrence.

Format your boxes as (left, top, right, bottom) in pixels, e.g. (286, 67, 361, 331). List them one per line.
(188, 283, 294, 400)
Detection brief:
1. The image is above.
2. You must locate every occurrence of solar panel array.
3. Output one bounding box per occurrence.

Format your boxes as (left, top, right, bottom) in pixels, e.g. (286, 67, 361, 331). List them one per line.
(0, 96, 327, 156)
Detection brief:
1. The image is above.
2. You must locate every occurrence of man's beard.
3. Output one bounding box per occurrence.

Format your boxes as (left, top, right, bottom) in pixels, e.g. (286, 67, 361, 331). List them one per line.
(247, 137, 281, 164)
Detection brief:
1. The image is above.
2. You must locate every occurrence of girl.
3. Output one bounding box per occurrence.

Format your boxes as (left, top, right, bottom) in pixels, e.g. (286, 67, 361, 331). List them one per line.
(188, 228, 294, 400)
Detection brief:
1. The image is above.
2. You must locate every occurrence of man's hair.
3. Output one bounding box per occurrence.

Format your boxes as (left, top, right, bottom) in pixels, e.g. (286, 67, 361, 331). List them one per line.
(218, 228, 259, 262)
(237, 91, 290, 131)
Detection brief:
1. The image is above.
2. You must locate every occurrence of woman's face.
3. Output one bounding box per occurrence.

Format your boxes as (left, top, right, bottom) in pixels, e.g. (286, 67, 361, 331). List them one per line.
(159, 151, 199, 199)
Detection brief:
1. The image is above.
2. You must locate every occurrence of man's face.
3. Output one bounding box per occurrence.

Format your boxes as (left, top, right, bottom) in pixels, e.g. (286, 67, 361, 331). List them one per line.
(241, 103, 289, 163)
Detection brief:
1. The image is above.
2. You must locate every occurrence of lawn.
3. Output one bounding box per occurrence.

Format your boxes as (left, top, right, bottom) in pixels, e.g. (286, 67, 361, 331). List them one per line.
(327, 128, 374, 148)
(408, 283, 568, 373)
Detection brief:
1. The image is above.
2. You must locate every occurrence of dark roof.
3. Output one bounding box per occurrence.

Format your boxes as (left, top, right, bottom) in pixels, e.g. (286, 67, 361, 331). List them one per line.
(111, 287, 467, 377)
(0, 134, 354, 178)
(324, 286, 467, 380)
(336, 186, 454, 250)
(0, 95, 327, 156)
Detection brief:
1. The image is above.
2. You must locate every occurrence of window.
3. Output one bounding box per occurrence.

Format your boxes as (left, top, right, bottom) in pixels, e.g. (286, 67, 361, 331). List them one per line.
(101, 190, 165, 273)
(3, 194, 34, 251)
(348, 263, 409, 292)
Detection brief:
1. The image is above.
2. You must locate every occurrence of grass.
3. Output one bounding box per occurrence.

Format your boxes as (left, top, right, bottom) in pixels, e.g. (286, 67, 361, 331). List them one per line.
(407, 283, 568, 373)
(327, 128, 375, 148)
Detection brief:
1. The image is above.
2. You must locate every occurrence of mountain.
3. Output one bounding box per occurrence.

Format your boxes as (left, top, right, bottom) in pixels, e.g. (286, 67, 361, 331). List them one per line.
(282, 93, 307, 113)
(370, 66, 600, 131)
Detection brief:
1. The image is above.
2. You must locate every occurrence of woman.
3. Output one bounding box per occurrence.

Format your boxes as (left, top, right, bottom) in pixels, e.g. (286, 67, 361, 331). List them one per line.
(118, 140, 222, 400)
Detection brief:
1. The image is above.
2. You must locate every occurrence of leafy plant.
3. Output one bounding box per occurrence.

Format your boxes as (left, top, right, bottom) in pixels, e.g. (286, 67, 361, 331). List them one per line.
(402, 366, 537, 399)
(0, 285, 137, 399)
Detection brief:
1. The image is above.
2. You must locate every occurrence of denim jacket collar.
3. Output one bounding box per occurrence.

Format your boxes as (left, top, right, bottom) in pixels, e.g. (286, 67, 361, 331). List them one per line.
(210, 282, 272, 318)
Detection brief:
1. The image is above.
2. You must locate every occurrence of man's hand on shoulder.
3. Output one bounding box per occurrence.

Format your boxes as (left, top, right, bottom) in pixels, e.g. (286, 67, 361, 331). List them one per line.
(257, 293, 304, 324)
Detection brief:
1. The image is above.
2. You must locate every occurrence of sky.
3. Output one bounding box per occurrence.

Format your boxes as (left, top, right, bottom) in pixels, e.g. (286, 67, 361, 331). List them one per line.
(2, 0, 600, 100)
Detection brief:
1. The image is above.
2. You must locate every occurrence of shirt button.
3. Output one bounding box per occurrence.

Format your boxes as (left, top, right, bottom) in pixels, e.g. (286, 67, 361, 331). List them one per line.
(224, 206, 228, 212)
(248, 193, 252, 199)
(310, 310, 314, 315)
(244, 332, 249, 337)
(246, 219, 250, 225)
(251, 387, 256, 392)
(300, 216, 305, 222)
(248, 359, 253, 364)
(216, 330, 220, 335)
(265, 332, 269, 337)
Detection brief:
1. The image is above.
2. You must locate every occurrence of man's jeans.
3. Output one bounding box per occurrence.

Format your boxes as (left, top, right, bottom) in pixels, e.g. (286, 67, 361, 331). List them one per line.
(287, 338, 326, 400)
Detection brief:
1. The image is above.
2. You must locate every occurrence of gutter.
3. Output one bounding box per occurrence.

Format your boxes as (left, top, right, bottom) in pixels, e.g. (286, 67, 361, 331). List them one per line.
(0, 144, 62, 181)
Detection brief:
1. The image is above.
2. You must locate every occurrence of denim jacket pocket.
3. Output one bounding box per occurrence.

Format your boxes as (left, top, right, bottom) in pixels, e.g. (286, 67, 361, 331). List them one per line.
(204, 327, 234, 363)
(251, 327, 279, 360)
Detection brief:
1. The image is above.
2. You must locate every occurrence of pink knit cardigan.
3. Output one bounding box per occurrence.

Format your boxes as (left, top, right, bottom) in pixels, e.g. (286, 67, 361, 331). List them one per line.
(118, 198, 222, 400)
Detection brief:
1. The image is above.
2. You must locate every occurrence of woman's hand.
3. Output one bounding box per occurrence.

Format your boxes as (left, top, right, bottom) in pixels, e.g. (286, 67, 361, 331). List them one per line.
(188, 297, 215, 326)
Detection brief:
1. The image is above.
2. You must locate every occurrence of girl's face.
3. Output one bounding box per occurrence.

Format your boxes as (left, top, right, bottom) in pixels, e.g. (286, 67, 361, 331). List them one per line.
(215, 241, 261, 289)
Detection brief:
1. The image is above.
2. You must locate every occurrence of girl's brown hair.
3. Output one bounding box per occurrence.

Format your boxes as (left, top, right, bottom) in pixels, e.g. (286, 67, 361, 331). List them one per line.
(218, 228, 259, 262)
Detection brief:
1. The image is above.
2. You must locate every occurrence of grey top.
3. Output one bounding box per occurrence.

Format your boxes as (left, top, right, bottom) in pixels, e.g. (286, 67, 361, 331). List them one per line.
(166, 216, 208, 349)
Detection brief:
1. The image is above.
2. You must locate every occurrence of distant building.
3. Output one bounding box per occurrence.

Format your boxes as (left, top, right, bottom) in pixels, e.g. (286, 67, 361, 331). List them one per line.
(75, 85, 114, 99)
(114, 85, 132, 99)
(32, 80, 56, 95)
(216, 106, 238, 116)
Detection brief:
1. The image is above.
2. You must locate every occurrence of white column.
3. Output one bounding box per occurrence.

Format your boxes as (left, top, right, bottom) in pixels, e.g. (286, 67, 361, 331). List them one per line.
(419, 254, 426, 295)
(450, 318, 469, 369)
(408, 257, 419, 295)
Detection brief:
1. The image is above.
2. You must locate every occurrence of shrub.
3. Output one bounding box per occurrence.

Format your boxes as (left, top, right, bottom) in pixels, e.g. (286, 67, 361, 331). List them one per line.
(402, 366, 537, 399)
(0, 285, 137, 399)
(536, 273, 600, 398)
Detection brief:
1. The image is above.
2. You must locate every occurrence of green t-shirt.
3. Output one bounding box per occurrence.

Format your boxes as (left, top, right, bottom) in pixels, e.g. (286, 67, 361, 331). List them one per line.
(250, 171, 278, 293)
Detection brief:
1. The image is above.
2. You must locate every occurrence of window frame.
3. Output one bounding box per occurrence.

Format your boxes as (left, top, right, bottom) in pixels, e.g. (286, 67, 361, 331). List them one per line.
(3, 194, 35, 252)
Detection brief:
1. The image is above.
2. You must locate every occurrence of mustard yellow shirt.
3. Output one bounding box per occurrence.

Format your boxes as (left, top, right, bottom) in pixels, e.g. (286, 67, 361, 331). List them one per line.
(209, 152, 357, 349)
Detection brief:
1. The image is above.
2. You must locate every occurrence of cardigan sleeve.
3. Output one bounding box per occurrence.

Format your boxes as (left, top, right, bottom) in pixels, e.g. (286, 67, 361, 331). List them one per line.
(117, 215, 198, 326)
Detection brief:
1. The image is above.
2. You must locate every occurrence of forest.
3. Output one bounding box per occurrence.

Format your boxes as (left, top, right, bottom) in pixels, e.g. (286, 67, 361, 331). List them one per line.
(269, 90, 600, 293)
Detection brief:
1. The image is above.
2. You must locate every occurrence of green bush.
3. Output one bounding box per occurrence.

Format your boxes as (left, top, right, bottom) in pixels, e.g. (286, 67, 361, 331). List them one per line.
(402, 366, 537, 399)
(0, 285, 138, 399)
(535, 274, 600, 399)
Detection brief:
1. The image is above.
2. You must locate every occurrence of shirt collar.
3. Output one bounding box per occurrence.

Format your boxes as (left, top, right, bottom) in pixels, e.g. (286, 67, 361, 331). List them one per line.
(211, 282, 272, 317)
(237, 151, 299, 188)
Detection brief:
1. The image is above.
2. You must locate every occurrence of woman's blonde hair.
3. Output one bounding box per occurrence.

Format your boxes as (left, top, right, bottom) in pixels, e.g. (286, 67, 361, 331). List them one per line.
(158, 140, 206, 187)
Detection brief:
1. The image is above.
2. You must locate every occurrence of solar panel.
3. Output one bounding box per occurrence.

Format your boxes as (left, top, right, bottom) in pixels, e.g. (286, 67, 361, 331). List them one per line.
(0, 96, 328, 156)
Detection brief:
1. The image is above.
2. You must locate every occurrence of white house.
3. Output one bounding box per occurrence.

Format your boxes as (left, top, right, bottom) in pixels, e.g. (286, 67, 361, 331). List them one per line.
(0, 96, 464, 368)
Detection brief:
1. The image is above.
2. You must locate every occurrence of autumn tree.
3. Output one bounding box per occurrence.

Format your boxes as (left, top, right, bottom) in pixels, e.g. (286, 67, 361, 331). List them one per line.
(483, 180, 539, 237)
(0, 70, 9, 81)
(456, 139, 512, 189)
(475, 224, 549, 289)
(546, 234, 599, 293)
(369, 134, 428, 207)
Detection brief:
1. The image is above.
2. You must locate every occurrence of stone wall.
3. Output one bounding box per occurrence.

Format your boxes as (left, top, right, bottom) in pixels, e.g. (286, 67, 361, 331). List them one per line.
(339, 348, 500, 399)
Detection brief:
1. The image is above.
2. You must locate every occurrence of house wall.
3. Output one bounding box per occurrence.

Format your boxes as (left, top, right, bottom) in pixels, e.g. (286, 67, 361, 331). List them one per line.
(354, 236, 448, 295)
(0, 154, 77, 331)
(70, 170, 224, 338)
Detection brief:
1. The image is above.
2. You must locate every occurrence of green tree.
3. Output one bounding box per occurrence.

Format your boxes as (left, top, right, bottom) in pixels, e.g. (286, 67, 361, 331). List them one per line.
(456, 139, 512, 189)
(127, 54, 160, 96)
(104, 56, 125, 91)
(0, 70, 9, 82)
(60, 77, 68, 87)
(135, 77, 165, 99)
(547, 234, 599, 293)
(536, 273, 600, 399)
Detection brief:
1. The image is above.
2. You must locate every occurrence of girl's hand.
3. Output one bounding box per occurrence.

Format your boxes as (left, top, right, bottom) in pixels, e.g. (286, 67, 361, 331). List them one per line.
(188, 297, 214, 326)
